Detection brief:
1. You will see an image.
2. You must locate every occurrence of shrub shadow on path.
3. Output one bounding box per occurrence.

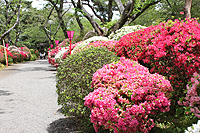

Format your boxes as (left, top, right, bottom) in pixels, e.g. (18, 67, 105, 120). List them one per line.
(47, 117, 80, 133)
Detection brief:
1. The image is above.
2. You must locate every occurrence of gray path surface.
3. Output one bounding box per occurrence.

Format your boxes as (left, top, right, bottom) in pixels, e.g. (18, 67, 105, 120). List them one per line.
(0, 59, 78, 133)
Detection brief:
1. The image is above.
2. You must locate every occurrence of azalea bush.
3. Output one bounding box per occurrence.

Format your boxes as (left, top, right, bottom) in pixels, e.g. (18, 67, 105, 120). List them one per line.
(9, 46, 22, 63)
(71, 36, 109, 54)
(73, 40, 118, 54)
(0, 45, 13, 64)
(56, 46, 119, 132)
(55, 47, 68, 64)
(108, 25, 146, 40)
(21, 47, 31, 61)
(114, 18, 200, 131)
(179, 72, 200, 118)
(0, 51, 4, 63)
(61, 42, 79, 60)
(85, 57, 173, 133)
(88, 40, 118, 51)
(48, 45, 61, 67)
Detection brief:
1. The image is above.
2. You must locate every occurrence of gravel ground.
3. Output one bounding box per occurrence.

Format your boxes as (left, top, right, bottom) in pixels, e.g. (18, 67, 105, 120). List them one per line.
(0, 59, 79, 133)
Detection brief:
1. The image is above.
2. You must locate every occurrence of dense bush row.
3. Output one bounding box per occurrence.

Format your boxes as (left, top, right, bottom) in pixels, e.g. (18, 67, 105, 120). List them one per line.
(51, 21, 200, 132)
(0, 45, 37, 67)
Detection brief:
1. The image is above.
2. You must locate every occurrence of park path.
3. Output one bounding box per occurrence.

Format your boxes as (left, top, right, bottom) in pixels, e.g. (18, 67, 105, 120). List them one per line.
(0, 59, 78, 133)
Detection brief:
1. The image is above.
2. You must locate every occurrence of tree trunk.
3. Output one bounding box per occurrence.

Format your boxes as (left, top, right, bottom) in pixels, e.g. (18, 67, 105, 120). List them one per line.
(184, 0, 192, 19)
(0, 0, 21, 41)
(72, 0, 84, 37)
(48, 0, 68, 39)
(114, 0, 125, 15)
(77, 0, 104, 36)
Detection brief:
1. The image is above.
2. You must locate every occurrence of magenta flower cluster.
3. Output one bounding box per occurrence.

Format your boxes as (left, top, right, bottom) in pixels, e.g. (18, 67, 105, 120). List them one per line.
(88, 40, 118, 51)
(48, 45, 61, 67)
(84, 57, 173, 133)
(114, 19, 200, 91)
(179, 72, 200, 118)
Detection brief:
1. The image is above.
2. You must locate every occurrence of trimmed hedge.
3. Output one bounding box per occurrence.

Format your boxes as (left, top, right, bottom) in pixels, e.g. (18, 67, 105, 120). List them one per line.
(56, 46, 120, 132)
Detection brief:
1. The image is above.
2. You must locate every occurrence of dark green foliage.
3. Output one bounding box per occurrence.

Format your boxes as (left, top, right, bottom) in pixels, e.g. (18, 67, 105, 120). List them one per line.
(56, 46, 119, 132)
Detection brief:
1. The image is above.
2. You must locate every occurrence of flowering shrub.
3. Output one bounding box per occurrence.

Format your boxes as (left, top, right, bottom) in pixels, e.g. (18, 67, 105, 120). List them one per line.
(73, 40, 118, 54)
(8, 46, 21, 63)
(88, 40, 118, 51)
(71, 36, 109, 54)
(108, 25, 146, 40)
(185, 120, 200, 133)
(115, 18, 200, 102)
(0, 51, 4, 63)
(62, 43, 79, 60)
(0, 45, 13, 64)
(20, 47, 31, 61)
(48, 45, 61, 67)
(55, 47, 68, 64)
(48, 40, 80, 67)
(84, 57, 173, 133)
(179, 72, 200, 118)
(113, 18, 200, 131)
(115, 19, 200, 86)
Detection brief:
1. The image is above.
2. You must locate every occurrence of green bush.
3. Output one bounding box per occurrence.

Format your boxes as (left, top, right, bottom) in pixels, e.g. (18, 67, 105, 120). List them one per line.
(30, 49, 35, 54)
(56, 46, 120, 132)
(30, 54, 37, 61)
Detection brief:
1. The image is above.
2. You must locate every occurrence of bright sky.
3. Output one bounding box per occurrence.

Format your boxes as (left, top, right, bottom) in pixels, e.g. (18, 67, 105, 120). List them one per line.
(29, 0, 119, 20)
(28, 0, 48, 9)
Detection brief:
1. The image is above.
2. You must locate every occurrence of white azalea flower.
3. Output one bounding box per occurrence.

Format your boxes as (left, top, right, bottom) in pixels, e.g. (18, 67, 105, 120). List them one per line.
(185, 120, 200, 133)
(71, 36, 109, 54)
(55, 47, 68, 63)
(108, 25, 146, 40)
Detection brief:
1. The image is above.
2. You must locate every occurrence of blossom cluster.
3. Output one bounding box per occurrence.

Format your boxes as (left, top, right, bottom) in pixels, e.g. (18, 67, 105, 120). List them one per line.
(0, 45, 31, 63)
(48, 41, 80, 66)
(108, 25, 146, 40)
(88, 40, 118, 51)
(48, 45, 61, 67)
(55, 47, 68, 64)
(71, 36, 109, 54)
(185, 120, 200, 133)
(114, 19, 200, 99)
(74, 40, 118, 53)
(84, 57, 173, 133)
(179, 72, 200, 118)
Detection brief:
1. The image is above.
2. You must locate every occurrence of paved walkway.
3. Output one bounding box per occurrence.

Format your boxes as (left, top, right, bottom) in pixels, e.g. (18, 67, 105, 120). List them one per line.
(0, 59, 77, 133)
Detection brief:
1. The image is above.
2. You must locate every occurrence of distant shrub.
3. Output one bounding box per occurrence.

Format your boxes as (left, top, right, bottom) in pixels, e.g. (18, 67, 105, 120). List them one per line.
(30, 54, 37, 61)
(21, 47, 31, 61)
(11, 49, 22, 63)
(56, 46, 119, 132)
(0, 51, 4, 63)
(30, 49, 35, 54)
(71, 36, 109, 54)
(108, 25, 146, 40)
(179, 72, 200, 118)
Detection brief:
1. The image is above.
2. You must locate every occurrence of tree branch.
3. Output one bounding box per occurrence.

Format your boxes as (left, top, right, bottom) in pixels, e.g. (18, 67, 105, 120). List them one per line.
(129, 0, 161, 24)
(114, 0, 125, 15)
(0, 0, 21, 41)
(82, 2, 104, 22)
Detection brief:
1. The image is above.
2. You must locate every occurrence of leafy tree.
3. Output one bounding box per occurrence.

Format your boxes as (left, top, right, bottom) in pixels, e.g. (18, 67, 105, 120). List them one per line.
(71, 0, 162, 36)
(0, 0, 21, 44)
(131, 0, 199, 27)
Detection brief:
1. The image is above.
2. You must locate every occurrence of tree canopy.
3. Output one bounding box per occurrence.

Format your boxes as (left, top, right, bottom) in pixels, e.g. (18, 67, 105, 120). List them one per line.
(0, 0, 199, 49)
